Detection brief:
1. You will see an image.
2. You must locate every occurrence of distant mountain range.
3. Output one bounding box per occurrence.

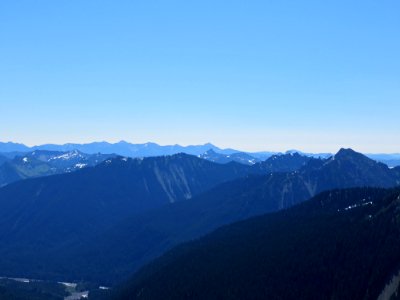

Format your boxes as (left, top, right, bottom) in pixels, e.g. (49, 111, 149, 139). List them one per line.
(113, 187, 400, 300)
(0, 141, 242, 157)
(198, 149, 261, 165)
(0, 150, 116, 187)
(198, 150, 319, 168)
(0, 148, 332, 188)
(1, 141, 399, 166)
(253, 151, 314, 172)
(0, 149, 398, 285)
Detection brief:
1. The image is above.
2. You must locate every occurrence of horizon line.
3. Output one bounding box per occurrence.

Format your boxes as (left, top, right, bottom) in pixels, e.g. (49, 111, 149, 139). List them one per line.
(1, 140, 399, 155)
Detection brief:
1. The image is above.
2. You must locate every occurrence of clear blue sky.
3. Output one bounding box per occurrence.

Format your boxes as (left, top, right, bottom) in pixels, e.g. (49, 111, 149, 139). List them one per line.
(1, 0, 399, 153)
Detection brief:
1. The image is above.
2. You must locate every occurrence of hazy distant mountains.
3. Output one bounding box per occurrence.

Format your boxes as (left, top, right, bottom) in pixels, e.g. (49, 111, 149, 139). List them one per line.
(0, 150, 116, 187)
(198, 149, 260, 165)
(0, 141, 242, 157)
(253, 152, 314, 172)
(1, 141, 399, 166)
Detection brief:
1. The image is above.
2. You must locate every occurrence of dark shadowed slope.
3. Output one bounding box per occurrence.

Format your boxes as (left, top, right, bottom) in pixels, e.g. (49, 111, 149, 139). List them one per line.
(62, 149, 400, 283)
(0, 154, 8, 166)
(0, 154, 250, 280)
(302, 148, 400, 193)
(112, 187, 400, 300)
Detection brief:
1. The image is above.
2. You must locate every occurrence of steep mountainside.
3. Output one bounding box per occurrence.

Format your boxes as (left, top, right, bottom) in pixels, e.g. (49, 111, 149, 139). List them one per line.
(0, 154, 251, 280)
(0, 155, 8, 166)
(112, 187, 400, 300)
(302, 148, 399, 193)
(394, 166, 400, 177)
(53, 149, 400, 283)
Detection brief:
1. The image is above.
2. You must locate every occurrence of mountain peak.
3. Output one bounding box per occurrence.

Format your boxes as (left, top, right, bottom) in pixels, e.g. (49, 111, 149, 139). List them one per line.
(285, 149, 301, 155)
(203, 142, 216, 148)
(334, 148, 363, 159)
(332, 149, 379, 166)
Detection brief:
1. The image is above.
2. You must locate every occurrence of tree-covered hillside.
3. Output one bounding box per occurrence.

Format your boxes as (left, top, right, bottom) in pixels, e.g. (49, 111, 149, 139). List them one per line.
(113, 187, 400, 300)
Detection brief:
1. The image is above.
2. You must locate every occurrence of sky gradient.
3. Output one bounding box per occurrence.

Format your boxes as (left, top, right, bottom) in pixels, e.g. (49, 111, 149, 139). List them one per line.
(1, 1, 399, 153)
